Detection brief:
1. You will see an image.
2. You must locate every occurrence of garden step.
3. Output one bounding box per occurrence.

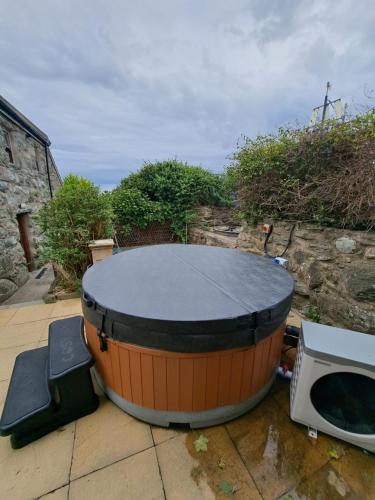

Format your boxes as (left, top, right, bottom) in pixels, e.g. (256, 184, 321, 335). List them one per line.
(0, 316, 98, 449)
(48, 315, 93, 380)
(0, 347, 53, 436)
(47, 316, 99, 428)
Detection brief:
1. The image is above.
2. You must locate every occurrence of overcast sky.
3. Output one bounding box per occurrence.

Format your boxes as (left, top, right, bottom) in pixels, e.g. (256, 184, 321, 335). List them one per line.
(1, 0, 374, 190)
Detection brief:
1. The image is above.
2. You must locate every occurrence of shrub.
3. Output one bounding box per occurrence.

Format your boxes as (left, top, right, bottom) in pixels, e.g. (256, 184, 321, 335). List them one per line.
(228, 109, 375, 229)
(114, 160, 231, 241)
(111, 186, 165, 235)
(38, 175, 113, 289)
(305, 305, 321, 323)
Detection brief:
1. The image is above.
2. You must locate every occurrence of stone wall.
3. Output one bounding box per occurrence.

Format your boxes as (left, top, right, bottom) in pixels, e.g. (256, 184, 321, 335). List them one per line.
(189, 208, 375, 334)
(0, 113, 61, 302)
(194, 206, 239, 228)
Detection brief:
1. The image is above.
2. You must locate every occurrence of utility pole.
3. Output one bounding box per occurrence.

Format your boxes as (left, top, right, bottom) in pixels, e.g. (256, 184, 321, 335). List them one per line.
(309, 82, 345, 127)
(321, 81, 331, 123)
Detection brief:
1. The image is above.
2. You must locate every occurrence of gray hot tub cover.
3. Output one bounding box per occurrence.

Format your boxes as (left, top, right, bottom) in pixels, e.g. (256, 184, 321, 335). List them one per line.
(81, 244, 294, 352)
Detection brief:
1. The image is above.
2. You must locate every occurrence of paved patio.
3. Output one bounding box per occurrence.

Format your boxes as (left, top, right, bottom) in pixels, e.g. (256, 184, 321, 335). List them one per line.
(0, 300, 373, 499)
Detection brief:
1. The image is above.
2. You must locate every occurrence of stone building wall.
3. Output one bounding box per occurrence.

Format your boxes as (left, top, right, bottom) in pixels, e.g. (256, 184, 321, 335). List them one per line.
(0, 113, 61, 302)
(189, 207, 375, 334)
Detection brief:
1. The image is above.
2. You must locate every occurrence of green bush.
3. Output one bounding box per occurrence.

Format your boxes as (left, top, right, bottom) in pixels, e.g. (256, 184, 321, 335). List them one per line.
(305, 305, 321, 323)
(38, 175, 113, 289)
(113, 160, 231, 241)
(228, 109, 375, 229)
(111, 186, 165, 235)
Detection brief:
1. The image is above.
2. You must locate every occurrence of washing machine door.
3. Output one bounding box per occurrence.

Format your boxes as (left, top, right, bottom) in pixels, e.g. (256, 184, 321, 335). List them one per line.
(310, 372, 375, 435)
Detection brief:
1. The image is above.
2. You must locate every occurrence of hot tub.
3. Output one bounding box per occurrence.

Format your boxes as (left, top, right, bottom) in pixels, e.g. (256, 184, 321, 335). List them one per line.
(82, 244, 294, 428)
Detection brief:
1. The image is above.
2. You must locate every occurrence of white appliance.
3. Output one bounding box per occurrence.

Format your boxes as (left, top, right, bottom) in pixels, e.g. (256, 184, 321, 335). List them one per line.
(290, 321, 375, 452)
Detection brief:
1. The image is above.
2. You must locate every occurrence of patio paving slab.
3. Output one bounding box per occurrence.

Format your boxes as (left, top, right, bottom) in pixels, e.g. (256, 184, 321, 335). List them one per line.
(40, 485, 69, 500)
(156, 426, 262, 499)
(226, 396, 328, 500)
(285, 462, 360, 499)
(50, 299, 83, 318)
(0, 300, 373, 499)
(0, 379, 8, 411)
(331, 446, 375, 500)
(0, 342, 39, 381)
(269, 377, 291, 413)
(271, 378, 348, 461)
(70, 396, 154, 480)
(7, 304, 55, 325)
(151, 425, 182, 445)
(156, 431, 215, 500)
(0, 319, 47, 349)
(0, 422, 75, 500)
(0, 307, 18, 326)
(69, 447, 164, 500)
(40, 315, 78, 341)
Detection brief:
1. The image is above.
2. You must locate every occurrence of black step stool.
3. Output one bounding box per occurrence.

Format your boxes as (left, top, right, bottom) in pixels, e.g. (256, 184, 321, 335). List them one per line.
(0, 316, 99, 449)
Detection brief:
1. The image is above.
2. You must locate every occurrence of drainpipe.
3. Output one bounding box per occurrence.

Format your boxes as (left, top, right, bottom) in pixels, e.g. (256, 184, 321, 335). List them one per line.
(44, 145, 53, 199)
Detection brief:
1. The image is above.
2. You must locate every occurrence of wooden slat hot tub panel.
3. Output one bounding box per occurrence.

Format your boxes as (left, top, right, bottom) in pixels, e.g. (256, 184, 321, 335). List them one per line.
(192, 357, 207, 411)
(251, 339, 267, 395)
(264, 323, 284, 387)
(229, 351, 245, 405)
(85, 320, 285, 413)
(129, 351, 143, 406)
(108, 341, 122, 396)
(153, 356, 167, 410)
(118, 347, 133, 401)
(260, 336, 272, 388)
(218, 354, 232, 406)
(85, 321, 114, 390)
(141, 354, 154, 409)
(205, 356, 220, 409)
(166, 358, 179, 411)
(240, 347, 255, 400)
(274, 324, 285, 368)
(180, 358, 194, 411)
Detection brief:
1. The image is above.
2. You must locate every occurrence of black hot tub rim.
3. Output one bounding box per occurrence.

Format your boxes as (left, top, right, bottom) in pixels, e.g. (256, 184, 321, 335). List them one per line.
(81, 244, 294, 353)
(81, 292, 292, 353)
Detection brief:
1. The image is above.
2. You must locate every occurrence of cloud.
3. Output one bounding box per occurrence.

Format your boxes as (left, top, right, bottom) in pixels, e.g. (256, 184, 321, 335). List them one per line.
(0, 0, 374, 189)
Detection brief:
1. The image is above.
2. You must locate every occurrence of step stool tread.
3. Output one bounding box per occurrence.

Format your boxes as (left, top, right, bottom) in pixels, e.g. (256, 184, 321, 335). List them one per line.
(0, 347, 52, 433)
(48, 316, 93, 380)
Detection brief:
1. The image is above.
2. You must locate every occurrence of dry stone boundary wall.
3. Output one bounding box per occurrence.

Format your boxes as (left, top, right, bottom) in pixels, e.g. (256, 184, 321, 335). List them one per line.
(190, 207, 375, 334)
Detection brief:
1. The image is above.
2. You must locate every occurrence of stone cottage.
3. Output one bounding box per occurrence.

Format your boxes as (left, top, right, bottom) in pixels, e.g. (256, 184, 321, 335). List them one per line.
(0, 96, 62, 303)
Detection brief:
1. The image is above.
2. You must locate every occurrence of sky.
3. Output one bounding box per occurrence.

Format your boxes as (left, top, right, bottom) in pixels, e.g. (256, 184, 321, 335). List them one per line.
(1, 0, 374, 190)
